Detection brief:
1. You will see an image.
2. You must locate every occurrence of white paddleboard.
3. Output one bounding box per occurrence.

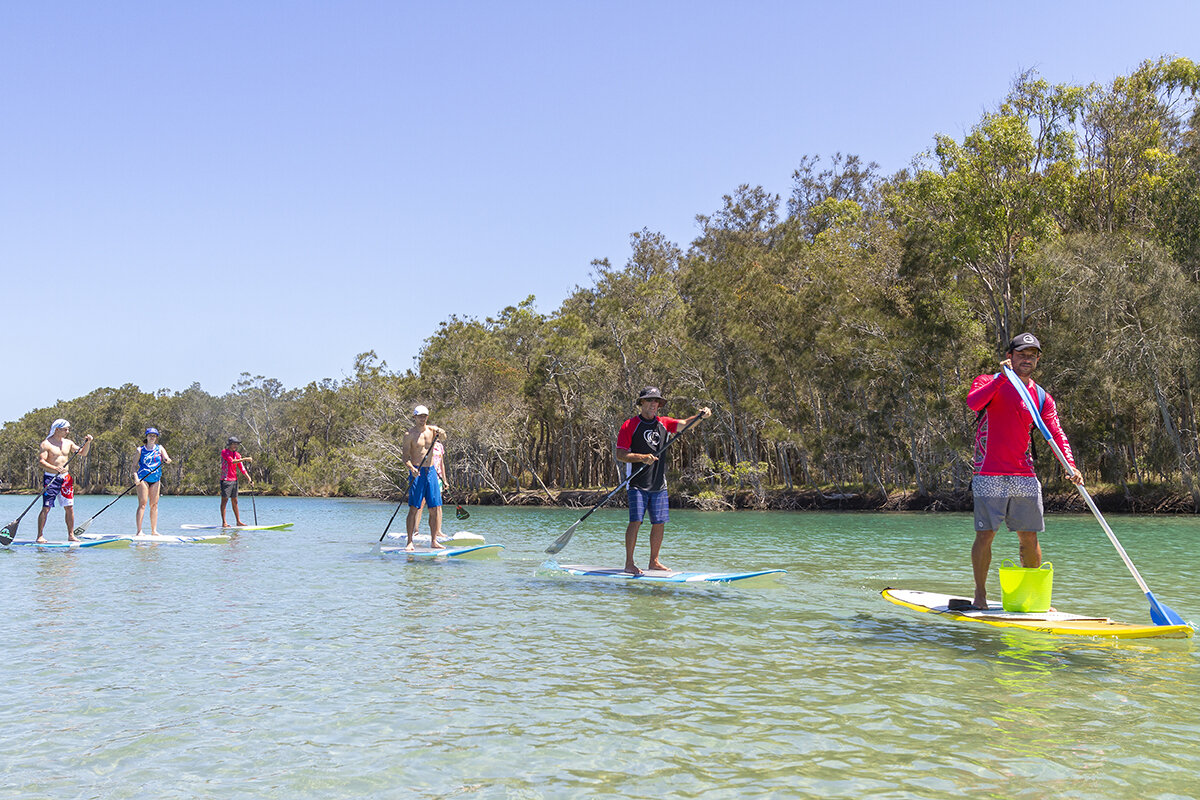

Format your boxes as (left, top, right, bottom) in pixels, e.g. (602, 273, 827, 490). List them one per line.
(82, 532, 231, 544)
(377, 543, 503, 560)
(180, 523, 294, 531)
(384, 531, 485, 546)
(7, 537, 130, 549)
(545, 563, 786, 585)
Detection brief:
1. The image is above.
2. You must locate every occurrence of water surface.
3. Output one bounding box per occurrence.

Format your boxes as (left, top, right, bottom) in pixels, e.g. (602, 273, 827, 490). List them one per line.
(2, 496, 1197, 799)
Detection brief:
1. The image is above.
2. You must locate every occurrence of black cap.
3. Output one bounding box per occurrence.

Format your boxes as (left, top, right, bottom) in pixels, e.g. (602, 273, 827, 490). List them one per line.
(637, 386, 665, 403)
(1007, 333, 1042, 352)
(227, 436, 241, 444)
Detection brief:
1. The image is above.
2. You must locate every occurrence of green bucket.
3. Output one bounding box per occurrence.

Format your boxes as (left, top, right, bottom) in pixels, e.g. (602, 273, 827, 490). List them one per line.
(998, 559, 1053, 613)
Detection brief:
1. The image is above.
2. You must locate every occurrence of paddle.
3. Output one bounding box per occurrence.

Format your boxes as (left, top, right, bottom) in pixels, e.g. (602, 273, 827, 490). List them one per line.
(1001, 365, 1189, 627)
(73, 477, 144, 537)
(1, 449, 83, 546)
(439, 477, 471, 520)
(380, 431, 439, 541)
(545, 411, 707, 555)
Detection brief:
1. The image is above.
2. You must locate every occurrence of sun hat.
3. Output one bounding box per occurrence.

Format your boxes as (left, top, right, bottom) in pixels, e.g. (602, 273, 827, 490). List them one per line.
(637, 387, 665, 403)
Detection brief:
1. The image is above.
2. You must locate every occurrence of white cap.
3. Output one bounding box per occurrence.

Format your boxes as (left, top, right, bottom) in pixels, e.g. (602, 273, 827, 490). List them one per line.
(413, 405, 430, 417)
(49, 419, 70, 436)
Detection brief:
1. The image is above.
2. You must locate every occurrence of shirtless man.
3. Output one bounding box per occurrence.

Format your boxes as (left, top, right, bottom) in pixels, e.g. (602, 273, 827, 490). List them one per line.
(37, 419, 93, 542)
(401, 405, 448, 551)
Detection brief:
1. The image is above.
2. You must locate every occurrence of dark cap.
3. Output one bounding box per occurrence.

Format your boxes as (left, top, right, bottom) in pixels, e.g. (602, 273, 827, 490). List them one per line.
(1007, 333, 1042, 352)
(637, 386, 665, 403)
(227, 436, 242, 444)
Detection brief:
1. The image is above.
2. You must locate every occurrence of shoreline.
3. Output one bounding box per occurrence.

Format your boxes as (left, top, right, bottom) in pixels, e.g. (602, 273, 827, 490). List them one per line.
(5, 486, 1195, 514)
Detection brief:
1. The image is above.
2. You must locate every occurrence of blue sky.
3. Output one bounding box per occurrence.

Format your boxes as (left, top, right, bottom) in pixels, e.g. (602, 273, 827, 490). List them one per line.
(2, 1, 1197, 425)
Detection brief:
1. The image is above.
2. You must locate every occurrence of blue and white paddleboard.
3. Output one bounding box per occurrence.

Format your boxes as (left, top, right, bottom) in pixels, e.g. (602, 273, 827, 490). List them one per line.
(7, 537, 130, 549)
(545, 563, 786, 585)
(384, 531, 485, 546)
(377, 543, 504, 560)
(180, 523, 294, 531)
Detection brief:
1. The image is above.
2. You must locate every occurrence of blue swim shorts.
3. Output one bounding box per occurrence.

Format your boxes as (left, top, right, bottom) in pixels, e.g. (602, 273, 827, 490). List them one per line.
(407, 466, 443, 508)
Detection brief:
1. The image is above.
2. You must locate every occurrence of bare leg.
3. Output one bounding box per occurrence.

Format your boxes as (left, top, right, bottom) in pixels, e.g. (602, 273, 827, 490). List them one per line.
(405, 505, 419, 551)
(136, 481, 149, 535)
(65, 506, 76, 541)
(646, 523, 668, 571)
(624, 520, 642, 574)
(972, 529, 996, 608)
(232, 496, 244, 526)
(148, 482, 161, 535)
(429, 506, 444, 549)
(220, 496, 229, 527)
(1017, 531, 1041, 567)
(37, 506, 50, 542)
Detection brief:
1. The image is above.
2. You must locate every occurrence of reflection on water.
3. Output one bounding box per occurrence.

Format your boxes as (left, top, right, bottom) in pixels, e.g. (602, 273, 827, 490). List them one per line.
(0, 497, 1196, 799)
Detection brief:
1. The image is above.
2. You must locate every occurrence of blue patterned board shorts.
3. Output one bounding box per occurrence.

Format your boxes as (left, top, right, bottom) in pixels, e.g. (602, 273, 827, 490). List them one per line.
(629, 488, 669, 524)
(972, 475, 1044, 533)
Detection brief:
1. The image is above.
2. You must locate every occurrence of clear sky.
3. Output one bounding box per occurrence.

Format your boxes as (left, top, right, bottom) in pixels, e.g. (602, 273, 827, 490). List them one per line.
(2, 1, 1197, 425)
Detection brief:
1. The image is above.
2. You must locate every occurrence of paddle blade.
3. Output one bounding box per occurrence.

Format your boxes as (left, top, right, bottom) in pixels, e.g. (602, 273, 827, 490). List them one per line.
(73, 520, 92, 537)
(1, 521, 16, 546)
(545, 521, 580, 555)
(1147, 591, 1189, 627)
(455, 506, 470, 520)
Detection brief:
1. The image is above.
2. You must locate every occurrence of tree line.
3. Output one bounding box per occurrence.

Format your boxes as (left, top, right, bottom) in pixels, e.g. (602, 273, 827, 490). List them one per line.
(3, 58, 1199, 510)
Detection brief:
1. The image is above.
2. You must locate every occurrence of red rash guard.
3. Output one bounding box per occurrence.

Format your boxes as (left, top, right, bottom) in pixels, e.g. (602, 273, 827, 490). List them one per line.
(968, 373, 1075, 476)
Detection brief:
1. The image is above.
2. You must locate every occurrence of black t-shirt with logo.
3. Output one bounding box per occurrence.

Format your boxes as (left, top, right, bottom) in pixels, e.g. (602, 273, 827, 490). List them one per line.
(617, 414, 682, 492)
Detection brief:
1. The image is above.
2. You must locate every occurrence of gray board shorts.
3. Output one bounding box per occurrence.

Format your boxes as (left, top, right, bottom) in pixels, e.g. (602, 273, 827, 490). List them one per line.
(972, 474, 1044, 533)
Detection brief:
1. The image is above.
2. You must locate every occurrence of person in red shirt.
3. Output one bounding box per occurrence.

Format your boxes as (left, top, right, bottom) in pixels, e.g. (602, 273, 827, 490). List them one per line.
(966, 333, 1083, 608)
(219, 436, 253, 527)
(615, 386, 711, 574)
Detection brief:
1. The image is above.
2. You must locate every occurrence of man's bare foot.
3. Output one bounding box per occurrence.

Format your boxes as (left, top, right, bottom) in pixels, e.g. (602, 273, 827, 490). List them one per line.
(431, 542, 446, 550)
(623, 563, 643, 575)
(971, 594, 989, 610)
(236, 521, 247, 527)
(404, 542, 415, 552)
(67, 536, 80, 542)
(35, 537, 48, 544)
(647, 560, 669, 571)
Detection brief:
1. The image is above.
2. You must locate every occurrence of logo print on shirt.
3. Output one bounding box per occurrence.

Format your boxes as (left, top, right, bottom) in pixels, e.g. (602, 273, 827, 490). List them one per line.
(643, 430, 661, 449)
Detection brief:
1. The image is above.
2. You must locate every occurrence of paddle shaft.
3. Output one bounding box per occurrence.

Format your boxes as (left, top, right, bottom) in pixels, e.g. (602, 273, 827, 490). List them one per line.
(1002, 367, 1153, 595)
(74, 479, 143, 534)
(545, 411, 706, 555)
(380, 430, 439, 541)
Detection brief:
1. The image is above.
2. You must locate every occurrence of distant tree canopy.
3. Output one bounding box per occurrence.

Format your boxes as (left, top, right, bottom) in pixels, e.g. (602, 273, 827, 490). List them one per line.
(4, 58, 1199, 509)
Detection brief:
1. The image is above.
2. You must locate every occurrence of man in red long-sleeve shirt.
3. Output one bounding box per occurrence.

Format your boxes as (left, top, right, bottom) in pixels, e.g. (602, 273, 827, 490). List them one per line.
(967, 333, 1083, 609)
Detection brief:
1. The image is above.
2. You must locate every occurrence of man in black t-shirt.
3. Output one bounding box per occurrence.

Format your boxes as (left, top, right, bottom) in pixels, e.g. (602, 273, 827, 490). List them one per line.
(615, 386, 711, 574)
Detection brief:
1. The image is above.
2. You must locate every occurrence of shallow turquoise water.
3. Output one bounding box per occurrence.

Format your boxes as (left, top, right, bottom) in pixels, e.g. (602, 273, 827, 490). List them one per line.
(2, 495, 1198, 799)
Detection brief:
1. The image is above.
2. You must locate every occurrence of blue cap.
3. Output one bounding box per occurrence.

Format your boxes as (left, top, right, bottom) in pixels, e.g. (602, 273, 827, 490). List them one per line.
(145, 427, 160, 437)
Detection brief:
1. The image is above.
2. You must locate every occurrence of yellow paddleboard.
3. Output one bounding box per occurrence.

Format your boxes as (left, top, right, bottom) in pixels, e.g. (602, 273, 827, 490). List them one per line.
(882, 588, 1193, 640)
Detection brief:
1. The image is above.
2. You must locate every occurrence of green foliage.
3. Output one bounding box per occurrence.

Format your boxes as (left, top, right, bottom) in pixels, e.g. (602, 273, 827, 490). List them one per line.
(2, 59, 1199, 506)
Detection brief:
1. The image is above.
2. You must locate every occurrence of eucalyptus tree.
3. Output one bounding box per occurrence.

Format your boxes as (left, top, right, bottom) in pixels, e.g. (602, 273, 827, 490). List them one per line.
(893, 73, 1084, 349)
(1035, 233, 1200, 508)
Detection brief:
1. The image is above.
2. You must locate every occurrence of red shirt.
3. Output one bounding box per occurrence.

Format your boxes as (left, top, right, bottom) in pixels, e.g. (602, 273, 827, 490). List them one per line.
(968, 373, 1075, 476)
(221, 449, 249, 482)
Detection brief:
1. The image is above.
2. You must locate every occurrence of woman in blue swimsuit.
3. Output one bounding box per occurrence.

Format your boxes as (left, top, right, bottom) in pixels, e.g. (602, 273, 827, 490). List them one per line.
(135, 427, 172, 536)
